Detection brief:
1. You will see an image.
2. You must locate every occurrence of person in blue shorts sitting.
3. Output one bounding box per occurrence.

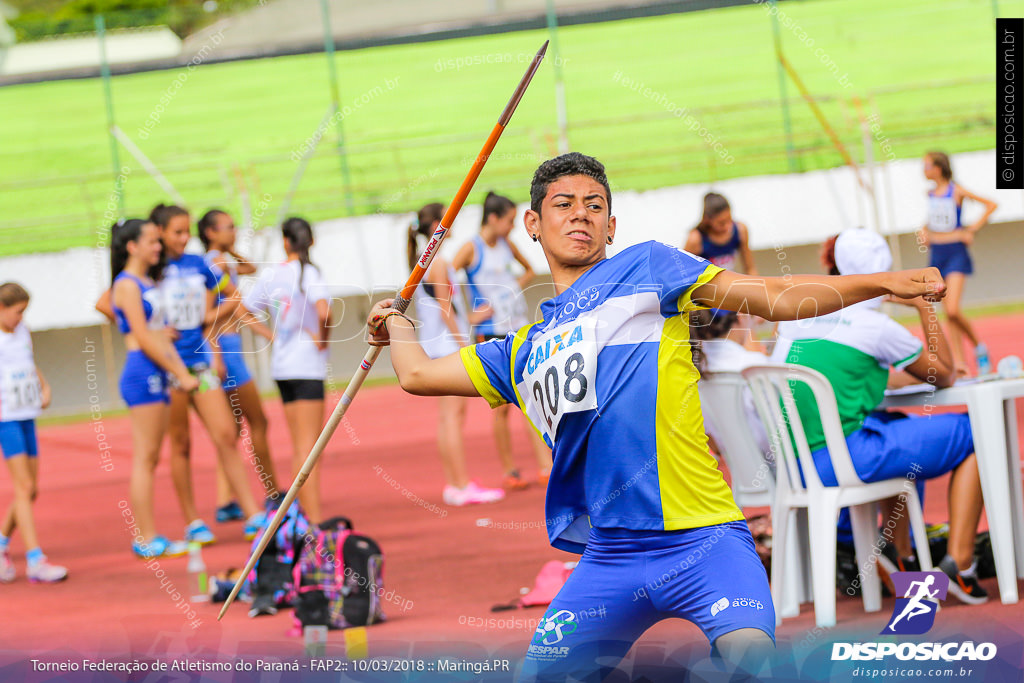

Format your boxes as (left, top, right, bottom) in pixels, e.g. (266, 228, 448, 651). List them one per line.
(773, 228, 987, 605)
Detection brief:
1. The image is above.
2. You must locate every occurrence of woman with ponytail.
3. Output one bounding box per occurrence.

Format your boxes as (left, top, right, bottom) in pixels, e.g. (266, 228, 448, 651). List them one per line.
(409, 204, 505, 506)
(241, 217, 331, 523)
(198, 209, 279, 523)
(920, 151, 998, 375)
(109, 219, 199, 558)
(452, 191, 551, 491)
(684, 192, 758, 274)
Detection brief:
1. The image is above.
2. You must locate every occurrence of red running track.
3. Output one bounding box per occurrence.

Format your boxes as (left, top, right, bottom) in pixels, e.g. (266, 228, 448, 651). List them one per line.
(0, 313, 1022, 668)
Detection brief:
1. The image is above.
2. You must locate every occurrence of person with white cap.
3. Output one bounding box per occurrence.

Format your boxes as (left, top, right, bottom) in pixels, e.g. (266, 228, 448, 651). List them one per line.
(771, 228, 989, 604)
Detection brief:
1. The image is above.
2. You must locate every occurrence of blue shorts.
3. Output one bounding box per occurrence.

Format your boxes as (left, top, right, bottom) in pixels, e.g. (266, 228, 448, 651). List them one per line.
(218, 333, 253, 389)
(520, 522, 774, 682)
(929, 241, 973, 277)
(812, 412, 973, 486)
(0, 420, 37, 458)
(810, 412, 974, 544)
(119, 350, 169, 407)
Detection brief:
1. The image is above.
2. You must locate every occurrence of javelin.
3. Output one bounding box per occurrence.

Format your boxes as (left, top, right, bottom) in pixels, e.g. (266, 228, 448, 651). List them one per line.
(219, 40, 549, 619)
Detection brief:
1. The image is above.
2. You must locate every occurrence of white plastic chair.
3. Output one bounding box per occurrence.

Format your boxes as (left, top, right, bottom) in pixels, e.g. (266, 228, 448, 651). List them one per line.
(699, 372, 775, 508)
(741, 364, 933, 628)
(699, 371, 808, 617)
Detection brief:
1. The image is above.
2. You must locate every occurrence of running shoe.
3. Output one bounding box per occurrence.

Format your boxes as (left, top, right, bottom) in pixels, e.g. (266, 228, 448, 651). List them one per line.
(133, 535, 188, 560)
(215, 500, 245, 523)
(244, 512, 267, 541)
(184, 520, 217, 546)
(975, 344, 993, 376)
(877, 539, 921, 595)
(27, 560, 68, 583)
(502, 470, 530, 491)
(939, 555, 989, 605)
(0, 551, 14, 583)
(443, 482, 506, 506)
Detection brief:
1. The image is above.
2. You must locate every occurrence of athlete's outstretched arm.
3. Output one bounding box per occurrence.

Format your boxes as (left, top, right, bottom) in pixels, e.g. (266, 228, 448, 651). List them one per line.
(691, 267, 946, 322)
(368, 299, 481, 398)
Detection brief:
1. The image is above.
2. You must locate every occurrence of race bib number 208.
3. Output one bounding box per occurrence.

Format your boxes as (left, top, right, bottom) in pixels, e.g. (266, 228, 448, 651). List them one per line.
(522, 317, 598, 441)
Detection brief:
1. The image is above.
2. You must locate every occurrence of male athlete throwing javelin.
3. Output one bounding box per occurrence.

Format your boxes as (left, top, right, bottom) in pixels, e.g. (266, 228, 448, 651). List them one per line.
(368, 153, 946, 681)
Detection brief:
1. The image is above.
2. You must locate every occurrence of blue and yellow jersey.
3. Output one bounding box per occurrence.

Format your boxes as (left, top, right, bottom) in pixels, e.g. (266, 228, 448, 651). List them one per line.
(460, 241, 743, 553)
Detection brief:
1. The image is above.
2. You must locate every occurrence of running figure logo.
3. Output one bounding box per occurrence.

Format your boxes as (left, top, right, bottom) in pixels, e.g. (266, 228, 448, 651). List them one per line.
(881, 571, 949, 635)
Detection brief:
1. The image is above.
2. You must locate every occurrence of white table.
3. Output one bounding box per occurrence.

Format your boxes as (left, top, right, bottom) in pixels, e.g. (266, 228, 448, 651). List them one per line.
(881, 377, 1024, 604)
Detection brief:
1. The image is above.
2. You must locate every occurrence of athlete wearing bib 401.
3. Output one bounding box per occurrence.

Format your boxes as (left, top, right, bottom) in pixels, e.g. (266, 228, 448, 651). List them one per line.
(162, 253, 229, 376)
(460, 241, 774, 677)
(112, 272, 170, 406)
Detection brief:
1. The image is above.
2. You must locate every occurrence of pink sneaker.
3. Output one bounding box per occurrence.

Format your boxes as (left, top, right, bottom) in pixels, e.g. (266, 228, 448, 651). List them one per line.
(27, 560, 67, 583)
(443, 482, 505, 506)
(0, 552, 14, 583)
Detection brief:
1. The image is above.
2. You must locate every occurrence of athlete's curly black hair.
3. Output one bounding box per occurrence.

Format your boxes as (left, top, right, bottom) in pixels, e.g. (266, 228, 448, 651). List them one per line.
(529, 152, 611, 215)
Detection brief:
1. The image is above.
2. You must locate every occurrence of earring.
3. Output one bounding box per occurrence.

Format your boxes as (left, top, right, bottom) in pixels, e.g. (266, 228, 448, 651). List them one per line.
(606, 236, 613, 245)
(531, 234, 538, 242)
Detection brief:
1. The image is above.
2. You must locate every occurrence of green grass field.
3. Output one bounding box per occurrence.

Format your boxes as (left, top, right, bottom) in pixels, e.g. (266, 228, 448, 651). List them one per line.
(0, 0, 1015, 256)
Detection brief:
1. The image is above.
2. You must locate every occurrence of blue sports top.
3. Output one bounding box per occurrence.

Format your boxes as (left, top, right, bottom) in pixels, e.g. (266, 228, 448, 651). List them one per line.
(698, 223, 741, 269)
(459, 241, 743, 553)
(161, 253, 228, 363)
(112, 272, 166, 335)
(926, 183, 962, 233)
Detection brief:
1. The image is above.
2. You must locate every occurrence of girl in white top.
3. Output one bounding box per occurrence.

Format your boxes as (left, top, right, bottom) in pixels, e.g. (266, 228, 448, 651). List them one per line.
(453, 192, 551, 490)
(242, 217, 331, 523)
(409, 203, 505, 506)
(0, 282, 66, 582)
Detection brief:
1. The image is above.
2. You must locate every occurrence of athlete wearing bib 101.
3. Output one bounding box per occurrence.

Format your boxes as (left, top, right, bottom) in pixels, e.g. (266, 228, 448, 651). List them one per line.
(465, 234, 529, 339)
(460, 241, 774, 679)
(927, 182, 972, 277)
(161, 253, 229, 380)
(413, 264, 470, 359)
(0, 322, 43, 458)
(112, 272, 171, 406)
(204, 250, 252, 389)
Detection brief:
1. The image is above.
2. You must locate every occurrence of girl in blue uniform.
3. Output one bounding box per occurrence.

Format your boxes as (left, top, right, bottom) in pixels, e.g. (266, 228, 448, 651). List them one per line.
(150, 204, 267, 542)
(198, 209, 279, 521)
(109, 219, 199, 558)
(684, 192, 758, 274)
(920, 151, 998, 375)
(368, 153, 949, 681)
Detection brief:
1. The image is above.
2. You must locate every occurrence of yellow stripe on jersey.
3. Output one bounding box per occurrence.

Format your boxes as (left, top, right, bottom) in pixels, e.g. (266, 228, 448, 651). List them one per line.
(680, 264, 723, 312)
(213, 272, 230, 295)
(509, 322, 546, 441)
(656, 264, 742, 530)
(460, 345, 507, 408)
